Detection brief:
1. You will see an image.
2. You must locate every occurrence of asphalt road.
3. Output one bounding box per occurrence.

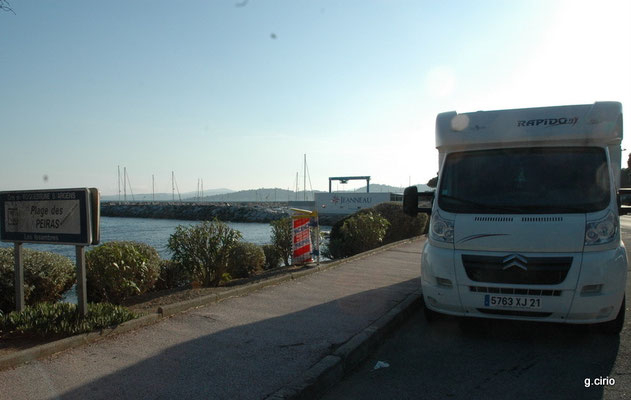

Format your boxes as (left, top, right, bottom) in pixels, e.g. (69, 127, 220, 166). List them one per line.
(321, 216, 631, 400)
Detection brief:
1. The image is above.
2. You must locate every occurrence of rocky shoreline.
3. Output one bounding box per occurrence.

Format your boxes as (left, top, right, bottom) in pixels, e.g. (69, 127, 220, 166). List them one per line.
(100, 201, 345, 225)
(100, 201, 289, 223)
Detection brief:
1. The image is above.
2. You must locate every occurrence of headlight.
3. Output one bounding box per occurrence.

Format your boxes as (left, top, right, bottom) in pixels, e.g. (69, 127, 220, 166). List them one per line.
(585, 210, 617, 246)
(430, 211, 454, 243)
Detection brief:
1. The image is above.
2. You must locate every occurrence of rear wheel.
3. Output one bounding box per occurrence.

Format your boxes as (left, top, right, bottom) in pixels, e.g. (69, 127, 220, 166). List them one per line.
(598, 295, 625, 335)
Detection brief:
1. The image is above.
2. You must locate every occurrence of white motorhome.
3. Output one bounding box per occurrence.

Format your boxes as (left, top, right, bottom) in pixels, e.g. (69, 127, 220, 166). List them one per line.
(404, 102, 628, 333)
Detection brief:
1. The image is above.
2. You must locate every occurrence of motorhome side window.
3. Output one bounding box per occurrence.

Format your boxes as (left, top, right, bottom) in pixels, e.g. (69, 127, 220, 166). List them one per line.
(438, 147, 610, 214)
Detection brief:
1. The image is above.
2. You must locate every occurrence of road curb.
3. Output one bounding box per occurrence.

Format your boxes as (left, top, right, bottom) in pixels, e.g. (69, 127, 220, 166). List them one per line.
(0, 236, 424, 372)
(266, 289, 424, 400)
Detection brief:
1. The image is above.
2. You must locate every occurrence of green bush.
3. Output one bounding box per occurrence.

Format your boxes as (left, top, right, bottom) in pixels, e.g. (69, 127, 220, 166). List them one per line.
(167, 219, 242, 287)
(86, 241, 161, 304)
(270, 218, 292, 266)
(0, 302, 137, 337)
(153, 259, 190, 291)
(0, 248, 75, 313)
(321, 238, 339, 260)
(371, 202, 429, 243)
(227, 242, 265, 279)
(325, 202, 429, 259)
(220, 272, 232, 284)
(262, 244, 281, 270)
(327, 211, 390, 259)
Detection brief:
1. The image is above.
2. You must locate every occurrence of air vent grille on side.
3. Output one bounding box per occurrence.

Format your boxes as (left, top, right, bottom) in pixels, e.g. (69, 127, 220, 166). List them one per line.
(474, 217, 514, 222)
(521, 217, 563, 222)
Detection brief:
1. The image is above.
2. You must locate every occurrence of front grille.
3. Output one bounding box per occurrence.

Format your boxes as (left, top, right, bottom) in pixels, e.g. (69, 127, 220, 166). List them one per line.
(469, 286, 562, 296)
(462, 255, 572, 285)
(477, 309, 553, 318)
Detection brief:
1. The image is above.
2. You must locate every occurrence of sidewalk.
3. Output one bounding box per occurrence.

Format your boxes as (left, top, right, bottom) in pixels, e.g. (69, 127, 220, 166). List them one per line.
(0, 238, 424, 400)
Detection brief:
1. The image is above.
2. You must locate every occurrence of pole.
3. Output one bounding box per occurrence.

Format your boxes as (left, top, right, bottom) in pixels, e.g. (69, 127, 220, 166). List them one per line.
(152, 174, 155, 202)
(315, 215, 320, 265)
(172, 171, 175, 201)
(201, 179, 204, 202)
(123, 167, 127, 201)
(14, 243, 24, 312)
(76, 246, 88, 317)
(303, 155, 308, 200)
(117, 166, 121, 201)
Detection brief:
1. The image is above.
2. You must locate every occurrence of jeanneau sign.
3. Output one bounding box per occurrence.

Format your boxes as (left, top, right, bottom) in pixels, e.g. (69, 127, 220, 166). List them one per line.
(315, 192, 391, 215)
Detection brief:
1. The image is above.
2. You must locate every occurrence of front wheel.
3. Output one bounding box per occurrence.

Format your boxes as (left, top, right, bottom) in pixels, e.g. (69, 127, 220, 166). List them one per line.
(423, 301, 439, 323)
(597, 295, 625, 335)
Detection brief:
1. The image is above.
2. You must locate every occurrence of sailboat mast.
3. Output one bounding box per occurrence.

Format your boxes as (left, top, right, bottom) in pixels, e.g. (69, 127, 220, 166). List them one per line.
(303, 154, 306, 201)
(123, 167, 127, 201)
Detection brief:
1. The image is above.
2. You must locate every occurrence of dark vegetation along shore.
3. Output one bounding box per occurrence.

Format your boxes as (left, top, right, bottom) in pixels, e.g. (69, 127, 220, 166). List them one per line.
(101, 201, 289, 223)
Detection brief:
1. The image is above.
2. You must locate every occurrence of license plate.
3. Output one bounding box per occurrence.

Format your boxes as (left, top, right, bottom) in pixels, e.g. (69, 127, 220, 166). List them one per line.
(484, 294, 542, 309)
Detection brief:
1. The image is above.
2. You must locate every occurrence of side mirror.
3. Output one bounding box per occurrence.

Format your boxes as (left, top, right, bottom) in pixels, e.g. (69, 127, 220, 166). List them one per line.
(619, 188, 631, 216)
(403, 186, 419, 216)
(403, 186, 434, 216)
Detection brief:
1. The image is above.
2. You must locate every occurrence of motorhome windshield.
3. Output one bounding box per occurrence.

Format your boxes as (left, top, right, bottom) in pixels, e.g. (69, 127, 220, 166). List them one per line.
(438, 147, 610, 214)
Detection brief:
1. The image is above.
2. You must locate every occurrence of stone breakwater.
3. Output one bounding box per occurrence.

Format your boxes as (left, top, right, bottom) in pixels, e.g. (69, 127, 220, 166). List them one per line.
(100, 202, 289, 223)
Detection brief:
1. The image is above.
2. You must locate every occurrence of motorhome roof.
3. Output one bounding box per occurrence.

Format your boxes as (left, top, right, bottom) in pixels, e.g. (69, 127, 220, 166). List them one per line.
(436, 101, 622, 152)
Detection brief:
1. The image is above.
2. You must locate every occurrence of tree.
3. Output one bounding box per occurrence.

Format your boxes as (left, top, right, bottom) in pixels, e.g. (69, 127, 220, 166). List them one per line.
(0, 0, 15, 14)
(167, 219, 242, 287)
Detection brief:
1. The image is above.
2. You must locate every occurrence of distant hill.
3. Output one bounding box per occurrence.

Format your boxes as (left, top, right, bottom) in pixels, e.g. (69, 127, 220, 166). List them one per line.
(101, 188, 234, 201)
(337, 184, 433, 194)
(201, 188, 322, 202)
(101, 183, 432, 202)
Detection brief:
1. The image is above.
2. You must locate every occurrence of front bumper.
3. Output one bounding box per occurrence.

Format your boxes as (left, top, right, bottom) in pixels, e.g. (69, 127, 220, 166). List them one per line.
(421, 242, 627, 324)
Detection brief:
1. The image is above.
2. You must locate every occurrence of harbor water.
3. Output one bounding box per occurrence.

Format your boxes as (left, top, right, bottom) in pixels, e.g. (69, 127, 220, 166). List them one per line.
(0, 217, 276, 259)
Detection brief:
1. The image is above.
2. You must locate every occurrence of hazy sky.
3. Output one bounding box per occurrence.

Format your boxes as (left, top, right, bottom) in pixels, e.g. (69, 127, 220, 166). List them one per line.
(1, 0, 629, 195)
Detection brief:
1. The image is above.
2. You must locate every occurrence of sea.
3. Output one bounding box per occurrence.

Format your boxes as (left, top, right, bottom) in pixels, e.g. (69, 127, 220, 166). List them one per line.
(0, 217, 330, 304)
(0, 217, 276, 260)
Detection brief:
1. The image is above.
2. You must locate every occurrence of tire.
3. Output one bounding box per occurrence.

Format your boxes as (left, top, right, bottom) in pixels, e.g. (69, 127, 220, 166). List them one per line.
(423, 301, 439, 323)
(598, 295, 625, 335)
